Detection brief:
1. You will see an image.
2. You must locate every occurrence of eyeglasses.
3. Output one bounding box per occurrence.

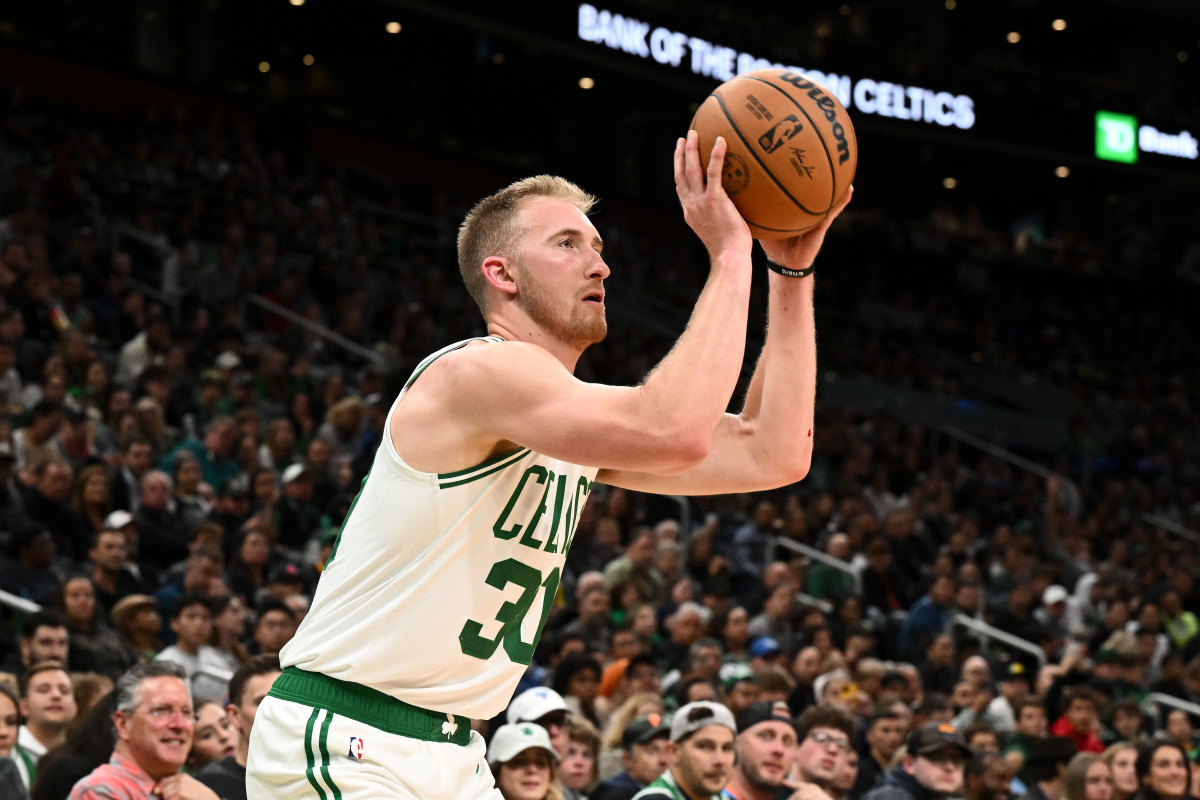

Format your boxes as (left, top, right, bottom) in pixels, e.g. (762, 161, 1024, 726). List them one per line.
(807, 730, 851, 753)
(142, 704, 195, 721)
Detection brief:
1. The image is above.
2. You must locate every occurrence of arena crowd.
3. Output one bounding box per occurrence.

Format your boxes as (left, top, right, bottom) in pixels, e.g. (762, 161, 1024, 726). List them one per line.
(0, 78, 1199, 800)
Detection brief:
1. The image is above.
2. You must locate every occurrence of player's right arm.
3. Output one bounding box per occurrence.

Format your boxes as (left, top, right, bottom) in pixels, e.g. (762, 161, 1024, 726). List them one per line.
(395, 133, 755, 476)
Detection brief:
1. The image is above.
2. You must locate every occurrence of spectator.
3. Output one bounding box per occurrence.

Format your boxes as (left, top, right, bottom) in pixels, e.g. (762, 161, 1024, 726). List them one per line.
(595, 694, 665, 785)
(111, 593, 164, 662)
(1133, 742, 1190, 800)
(898, 575, 957, 661)
(58, 573, 132, 680)
(855, 711, 907, 799)
(1051, 687, 1107, 755)
(961, 752, 1014, 800)
(486, 723, 563, 800)
(807, 534, 858, 603)
(1104, 742, 1140, 800)
(794, 704, 857, 792)
(559, 716, 600, 800)
(0, 522, 63, 611)
(508, 687, 574, 761)
(725, 700, 800, 800)
(603, 528, 666, 605)
(593, 712, 670, 800)
(1063, 752, 1115, 800)
(13, 399, 64, 473)
(155, 595, 238, 704)
(109, 436, 153, 514)
(0, 612, 69, 680)
(65, 660, 218, 799)
(14, 662, 78, 791)
(186, 700, 236, 772)
(162, 416, 239, 491)
(21, 460, 89, 562)
(27, 690, 119, 800)
(1022, 736, 1079, 800)
(553, 653, 604, 729)
(633, 701, 736, 800)
(250, 598, 296, 656)
(861, 724, 972, 800)
(133, 470, 187, 573)
(194, 654, 282, 800)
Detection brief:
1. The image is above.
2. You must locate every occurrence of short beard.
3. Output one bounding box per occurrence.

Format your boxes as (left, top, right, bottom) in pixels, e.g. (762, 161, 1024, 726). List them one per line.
(515, 262, 606, 350)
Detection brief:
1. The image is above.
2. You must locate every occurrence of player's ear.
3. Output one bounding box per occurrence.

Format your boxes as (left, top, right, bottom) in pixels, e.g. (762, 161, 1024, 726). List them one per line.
(482, 256, 518, 296)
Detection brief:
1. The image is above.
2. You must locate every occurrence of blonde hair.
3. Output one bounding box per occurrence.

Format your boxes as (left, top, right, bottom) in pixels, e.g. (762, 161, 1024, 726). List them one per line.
(457, 175, 596, 315)
(599, 691, 665, 750)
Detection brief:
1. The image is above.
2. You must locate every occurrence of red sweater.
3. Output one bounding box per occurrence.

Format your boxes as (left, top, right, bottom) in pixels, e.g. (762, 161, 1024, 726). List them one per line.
(1050, 716, 1105, 753)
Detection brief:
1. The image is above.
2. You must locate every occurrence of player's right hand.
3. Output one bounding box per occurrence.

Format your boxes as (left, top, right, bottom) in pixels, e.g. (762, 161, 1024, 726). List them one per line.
(674, 131, 752, 262)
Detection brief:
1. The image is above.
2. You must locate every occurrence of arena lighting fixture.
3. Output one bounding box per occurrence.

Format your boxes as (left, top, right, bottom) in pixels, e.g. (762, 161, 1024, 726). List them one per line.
(1055, 166, 1070, 177)
(1052, 19, 1067, 31)
(303, 54, 314, 66)
(1006, 31, 1021, 44)
(578, 76, 595, 89)
(258, 61, 270, 73)
(944, 0, 956, 9)
(289, 0, 304, 6)
(492, 53, 505, 64)
(1179, 52, 1189, 63)
(385, 21, 401, 34)
(942, 177, 957, 189)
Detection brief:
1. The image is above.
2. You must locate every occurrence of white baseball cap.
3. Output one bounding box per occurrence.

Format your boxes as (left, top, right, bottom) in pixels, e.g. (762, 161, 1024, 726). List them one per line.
(669, 701, 738, 743)
(506, 687, 569, 725)
(281, 463, 308, 485)
(103, 510, 136, 530)
(1043, 585, 1069, 606)
(487, 723, 559, 766)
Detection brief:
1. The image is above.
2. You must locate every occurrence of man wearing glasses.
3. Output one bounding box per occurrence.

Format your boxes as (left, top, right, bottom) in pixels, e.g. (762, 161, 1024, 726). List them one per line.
(860, 724, 972, 800)
(794, 705, 858, 791)
(67, 661, 219, 800)
(634, 701, 737, 800)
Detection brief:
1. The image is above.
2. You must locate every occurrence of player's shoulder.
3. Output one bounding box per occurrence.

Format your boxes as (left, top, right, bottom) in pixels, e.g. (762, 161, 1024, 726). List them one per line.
(428, 338, 566, 386)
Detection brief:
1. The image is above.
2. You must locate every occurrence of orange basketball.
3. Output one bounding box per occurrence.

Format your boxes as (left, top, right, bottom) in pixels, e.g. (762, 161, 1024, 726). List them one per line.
(690, 68, 857, 239)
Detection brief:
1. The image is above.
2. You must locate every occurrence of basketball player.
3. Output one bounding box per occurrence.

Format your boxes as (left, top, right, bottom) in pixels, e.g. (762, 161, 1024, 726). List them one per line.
(245, 131, 852, 799)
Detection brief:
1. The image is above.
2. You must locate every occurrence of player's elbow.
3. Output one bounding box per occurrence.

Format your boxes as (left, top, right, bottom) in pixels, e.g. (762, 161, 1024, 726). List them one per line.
(653, 424, 713, 474)
(761, 443, 813, 487)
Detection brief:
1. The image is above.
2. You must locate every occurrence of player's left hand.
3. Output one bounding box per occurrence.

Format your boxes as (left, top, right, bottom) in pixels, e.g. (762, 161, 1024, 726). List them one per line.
(759, 185, 853, 272)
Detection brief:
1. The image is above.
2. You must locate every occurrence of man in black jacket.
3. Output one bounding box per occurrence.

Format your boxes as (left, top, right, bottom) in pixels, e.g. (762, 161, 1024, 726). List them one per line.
(861, 724, 971, 800)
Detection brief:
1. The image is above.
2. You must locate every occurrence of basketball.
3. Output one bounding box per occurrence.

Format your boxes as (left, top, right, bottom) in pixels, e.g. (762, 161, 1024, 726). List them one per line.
(690, 68, 858, 239)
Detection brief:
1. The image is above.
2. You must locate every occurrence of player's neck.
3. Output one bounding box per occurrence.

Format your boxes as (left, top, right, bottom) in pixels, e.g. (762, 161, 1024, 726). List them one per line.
(486, 319, 582, 372)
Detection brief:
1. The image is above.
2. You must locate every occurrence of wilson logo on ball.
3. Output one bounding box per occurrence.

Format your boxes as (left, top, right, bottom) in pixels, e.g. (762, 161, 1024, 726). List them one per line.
(758, 116, 804, 154)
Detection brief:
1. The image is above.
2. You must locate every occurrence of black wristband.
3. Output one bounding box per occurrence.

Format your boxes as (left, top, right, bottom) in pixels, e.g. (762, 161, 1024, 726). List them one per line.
(766, 262, 815, 278)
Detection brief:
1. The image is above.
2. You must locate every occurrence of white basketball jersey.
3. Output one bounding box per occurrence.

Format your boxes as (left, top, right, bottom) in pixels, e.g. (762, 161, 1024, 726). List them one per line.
(279, 337, 598, 719)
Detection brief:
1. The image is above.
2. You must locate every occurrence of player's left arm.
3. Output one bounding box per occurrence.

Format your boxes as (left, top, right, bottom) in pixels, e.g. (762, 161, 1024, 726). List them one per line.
(598, 186, 852, 496)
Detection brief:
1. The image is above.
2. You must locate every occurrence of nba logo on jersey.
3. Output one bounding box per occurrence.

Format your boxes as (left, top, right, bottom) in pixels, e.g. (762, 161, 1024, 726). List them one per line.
(348, 736, 364, 759)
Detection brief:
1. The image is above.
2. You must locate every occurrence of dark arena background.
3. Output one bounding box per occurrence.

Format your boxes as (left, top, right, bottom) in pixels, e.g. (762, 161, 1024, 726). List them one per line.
(2, 0, 1200, 794)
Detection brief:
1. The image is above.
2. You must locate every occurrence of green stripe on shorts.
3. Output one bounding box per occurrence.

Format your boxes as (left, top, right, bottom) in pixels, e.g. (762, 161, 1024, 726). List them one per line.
(305, 708, 328, 800)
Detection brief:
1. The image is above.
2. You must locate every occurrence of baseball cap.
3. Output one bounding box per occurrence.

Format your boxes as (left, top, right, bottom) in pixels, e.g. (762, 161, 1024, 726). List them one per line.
(1003, 661, 1031, 682)
(670, 701, 738, 743)
(506, 687, 569, 725)
(222, 474, 251, 498)
(721, 662, 758, 693)
(103, 510, 136, 530)
(214, 351, 241, 370)
(1043, 585, 1069, 605)
(282, 463, 308, 485)
(748, 636, 783, 658)
(622, 713, 670, 749)
(906, 723, 972, 759)
(268, 562, 306, 585)
(487, 723, 559, 766)
(736, 700, 795, 734)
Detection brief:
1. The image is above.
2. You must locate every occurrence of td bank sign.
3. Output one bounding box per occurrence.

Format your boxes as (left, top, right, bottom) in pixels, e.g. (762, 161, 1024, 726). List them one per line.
(1096, 111, 1197, 163)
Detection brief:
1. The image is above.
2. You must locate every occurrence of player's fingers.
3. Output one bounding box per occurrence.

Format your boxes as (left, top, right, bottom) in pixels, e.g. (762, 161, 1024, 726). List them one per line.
(673, 136, 686, 189)
(705, 136, 727, 192)
(682, 129, 704, 191)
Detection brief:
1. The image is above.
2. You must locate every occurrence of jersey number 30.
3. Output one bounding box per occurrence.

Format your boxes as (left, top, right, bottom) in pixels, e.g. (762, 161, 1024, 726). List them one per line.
(459, 559, 561, 665)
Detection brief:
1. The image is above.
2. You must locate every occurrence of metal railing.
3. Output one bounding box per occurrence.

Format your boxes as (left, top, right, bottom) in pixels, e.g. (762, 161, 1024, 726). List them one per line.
(773, 537, 863, 595)
(0, 589, 42, 615)
(1141, 692, 1200, 721)
(1140, 513, 1200, 548)
(951, 613, 1047, 668)
(241, 293, 387, 369)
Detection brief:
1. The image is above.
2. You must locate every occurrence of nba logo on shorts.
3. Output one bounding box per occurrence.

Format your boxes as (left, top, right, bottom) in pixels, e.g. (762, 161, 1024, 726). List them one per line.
(348, 736, 365, 759)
